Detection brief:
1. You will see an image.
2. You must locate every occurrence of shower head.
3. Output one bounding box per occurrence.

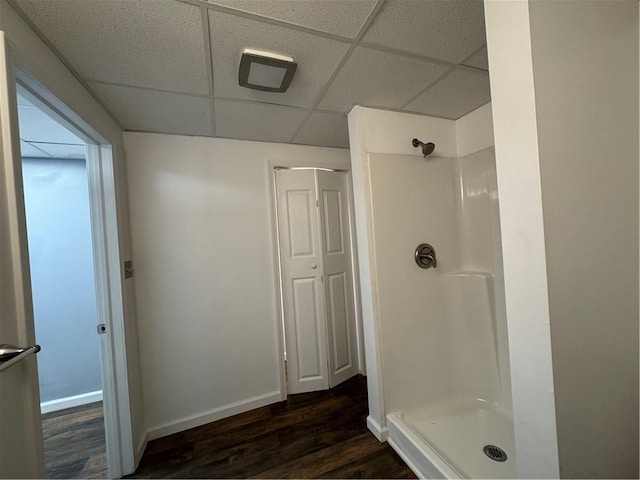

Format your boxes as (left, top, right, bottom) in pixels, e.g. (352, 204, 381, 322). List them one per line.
(412, 138, 436, 157)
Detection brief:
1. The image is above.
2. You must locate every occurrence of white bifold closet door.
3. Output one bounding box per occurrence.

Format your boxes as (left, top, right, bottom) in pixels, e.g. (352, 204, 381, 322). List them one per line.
(276, 169, 358, 395)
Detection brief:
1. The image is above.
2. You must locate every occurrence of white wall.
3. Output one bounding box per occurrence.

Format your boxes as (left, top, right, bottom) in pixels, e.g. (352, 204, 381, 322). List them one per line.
(124, 132, 351, 439)
(484, 2, 560, 476)
(0, 3, 143, 474)
(486, 1, 639, 477)
(22, 158, 101, 404)
(527, 2, 639, 477)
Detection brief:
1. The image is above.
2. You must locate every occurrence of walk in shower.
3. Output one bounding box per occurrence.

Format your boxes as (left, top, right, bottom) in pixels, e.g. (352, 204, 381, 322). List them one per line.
(366, 146, 514, 478)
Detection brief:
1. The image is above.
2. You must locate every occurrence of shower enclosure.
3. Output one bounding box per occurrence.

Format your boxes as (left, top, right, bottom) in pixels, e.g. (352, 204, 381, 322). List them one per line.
(365, 147, 513, 478)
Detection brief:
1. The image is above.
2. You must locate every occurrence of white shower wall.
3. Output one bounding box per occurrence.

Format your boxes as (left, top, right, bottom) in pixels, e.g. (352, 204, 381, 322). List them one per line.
(368, 153, 459, 414)
(456, 149, 511, 410)
(367, 148, 509, 415)
(348, 104, 504, 442)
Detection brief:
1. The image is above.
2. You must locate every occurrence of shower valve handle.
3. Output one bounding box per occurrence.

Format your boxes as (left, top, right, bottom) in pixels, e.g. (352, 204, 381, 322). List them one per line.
(420, 253, 436, 267)
(415, 244, 437, 269)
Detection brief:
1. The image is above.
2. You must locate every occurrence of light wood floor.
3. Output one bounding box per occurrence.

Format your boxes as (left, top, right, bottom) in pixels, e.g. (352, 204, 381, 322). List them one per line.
(128, 375, 416, 479)
(42, 401, 107, 479)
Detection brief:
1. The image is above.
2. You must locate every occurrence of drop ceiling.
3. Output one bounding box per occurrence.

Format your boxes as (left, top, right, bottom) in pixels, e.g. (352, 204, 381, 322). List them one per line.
(11, 0, 490, 149)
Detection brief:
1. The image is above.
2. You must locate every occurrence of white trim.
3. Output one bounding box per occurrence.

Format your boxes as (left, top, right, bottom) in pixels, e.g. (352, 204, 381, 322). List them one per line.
(366, 415, 388, 442)
(348, 108, 387, 435)
(387, 413, 461, 480)
(40, 390, 103, 414)
(267, 162, 288, 402)
(146, 391, 282, 441)
(134, 431, 149, 468)
(12, 64, 133, 479)
(345, 170, 366, 375)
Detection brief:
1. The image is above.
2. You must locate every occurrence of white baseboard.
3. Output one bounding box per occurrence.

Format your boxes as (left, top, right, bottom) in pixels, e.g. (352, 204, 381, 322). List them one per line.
(41, 390, 103, 414)
(367, 415, 388, 442)
(147, 390, 282, 441)
(134, 431, 149, 468)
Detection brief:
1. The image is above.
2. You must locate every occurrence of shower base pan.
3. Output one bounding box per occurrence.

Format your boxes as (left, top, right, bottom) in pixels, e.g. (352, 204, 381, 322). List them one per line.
(387, 398, 515, 479)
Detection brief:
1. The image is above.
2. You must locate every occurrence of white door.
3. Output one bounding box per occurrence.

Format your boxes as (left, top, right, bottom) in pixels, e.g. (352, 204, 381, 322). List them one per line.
(0, 33, 46, 478)
(276, 169, 329, 394)
(316, 170, 358, 388)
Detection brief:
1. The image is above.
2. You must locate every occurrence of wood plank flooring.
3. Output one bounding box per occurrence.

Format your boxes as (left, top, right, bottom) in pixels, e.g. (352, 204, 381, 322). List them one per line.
(128, 375, 416, 479)
(41, 401, 107, 479)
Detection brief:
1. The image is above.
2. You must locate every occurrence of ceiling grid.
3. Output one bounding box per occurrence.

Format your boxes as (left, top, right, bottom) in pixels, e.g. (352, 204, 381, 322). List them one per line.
(288, 0, 387, 144)
(10, 0, 491, 149)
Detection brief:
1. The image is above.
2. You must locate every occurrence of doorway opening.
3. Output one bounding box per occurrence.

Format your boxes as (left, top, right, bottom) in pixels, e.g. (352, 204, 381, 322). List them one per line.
(16, 88, 107, 478)
(273, 167, 359, 396)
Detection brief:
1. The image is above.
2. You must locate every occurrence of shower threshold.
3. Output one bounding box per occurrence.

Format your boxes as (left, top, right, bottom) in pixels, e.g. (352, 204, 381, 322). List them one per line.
(387, 397, 515, 479)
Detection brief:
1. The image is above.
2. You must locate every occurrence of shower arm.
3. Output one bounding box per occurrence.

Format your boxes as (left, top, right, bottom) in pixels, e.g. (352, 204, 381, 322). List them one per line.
(412, 138, 436, 157)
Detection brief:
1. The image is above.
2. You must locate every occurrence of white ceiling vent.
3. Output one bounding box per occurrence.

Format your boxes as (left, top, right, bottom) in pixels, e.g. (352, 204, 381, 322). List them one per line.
(238, 49, 297, 93)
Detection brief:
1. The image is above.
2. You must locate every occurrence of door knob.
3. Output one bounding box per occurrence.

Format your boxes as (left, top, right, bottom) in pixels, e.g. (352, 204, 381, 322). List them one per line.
(311, 264, 317, 269)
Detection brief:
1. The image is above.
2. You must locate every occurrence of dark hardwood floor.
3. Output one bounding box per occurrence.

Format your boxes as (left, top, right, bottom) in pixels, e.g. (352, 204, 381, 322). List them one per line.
(129, 375, 416, 479)
(42, 401, 107, 479)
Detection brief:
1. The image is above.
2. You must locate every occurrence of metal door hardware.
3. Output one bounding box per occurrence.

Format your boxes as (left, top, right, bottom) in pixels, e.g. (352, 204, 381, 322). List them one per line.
(415, 243, 437, 269)
(97, 324, 107, 335)
(124, 260, 134, 279)
(0, 344, 41, 373)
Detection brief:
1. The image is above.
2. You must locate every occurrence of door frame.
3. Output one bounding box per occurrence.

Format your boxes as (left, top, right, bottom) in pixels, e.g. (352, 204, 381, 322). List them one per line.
(268, 163, 365, 400)
(7, 44, 133, 478)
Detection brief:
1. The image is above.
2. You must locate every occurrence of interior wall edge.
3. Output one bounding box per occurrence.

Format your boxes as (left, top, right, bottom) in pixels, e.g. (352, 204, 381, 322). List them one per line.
(485, 0, 560, 477)
(347, 106, 387, 433)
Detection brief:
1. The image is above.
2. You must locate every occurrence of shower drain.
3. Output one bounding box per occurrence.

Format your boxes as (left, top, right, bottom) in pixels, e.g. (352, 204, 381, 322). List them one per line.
(483, 445, 508, 462)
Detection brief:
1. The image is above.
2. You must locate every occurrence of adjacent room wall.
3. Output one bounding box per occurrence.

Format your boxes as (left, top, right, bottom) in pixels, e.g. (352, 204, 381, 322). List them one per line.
(528, 1, 639, 477)
(124, 132, 351, 439)
(22, 158, 102, 407)
(486, 0, 639, 477)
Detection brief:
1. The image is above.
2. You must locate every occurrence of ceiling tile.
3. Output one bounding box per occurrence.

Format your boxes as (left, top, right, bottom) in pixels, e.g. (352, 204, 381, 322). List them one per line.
(463, 45, 488, 71)
(207, 0, 377, 38)
(362, 0, 486, 63)
(215, 99, 308, 143)
(209, 10, 349, 108)
(20, 140, 50, 158)
(32, 143, 86, 159)
(404, 69, 490, 119)
(18, 105, 84, 144)
(15, 0, 209, 95)
(318, 46, 448, 112)
(89, 83, 213, 136)
(293, 112, 349, 148)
